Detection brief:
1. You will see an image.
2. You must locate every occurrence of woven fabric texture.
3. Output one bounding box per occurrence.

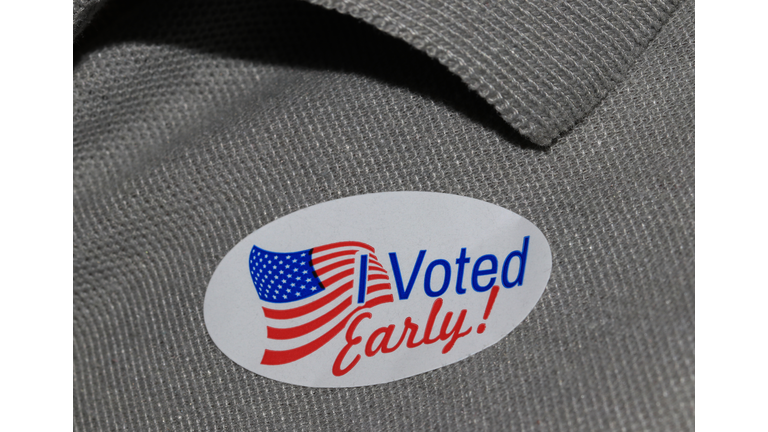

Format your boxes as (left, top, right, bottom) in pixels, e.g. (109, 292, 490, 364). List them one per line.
(74, 0, 105, 38)
(74, 0, 694, 430)
(308, 0, 682, 145)
(75, 0, 684, 145)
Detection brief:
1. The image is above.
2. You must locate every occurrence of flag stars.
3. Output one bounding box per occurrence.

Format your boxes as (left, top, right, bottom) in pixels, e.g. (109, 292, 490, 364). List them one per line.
(250, 246, 328, 303)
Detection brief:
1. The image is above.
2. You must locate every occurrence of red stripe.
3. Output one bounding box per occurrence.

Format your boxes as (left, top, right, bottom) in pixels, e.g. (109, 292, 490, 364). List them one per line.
(312, 241, 374, 253)
(262, 281, 354, 320)
(310, 249, 356, 266)
(364, 294, 394, 308)
(261, 312, 352, 366)
(319, 268, 354, 288)
(369, 261, 386, 272)
(368, 273, 389, 281)
(260, 294, 391, 365)
(367, 283, 391, 294)
(267, 296, 353, 340)
(314, 258, 355, 277)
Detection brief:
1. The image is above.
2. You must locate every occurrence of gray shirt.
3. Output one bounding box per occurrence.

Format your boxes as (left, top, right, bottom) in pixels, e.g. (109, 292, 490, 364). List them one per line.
(74, 0, 694, 429)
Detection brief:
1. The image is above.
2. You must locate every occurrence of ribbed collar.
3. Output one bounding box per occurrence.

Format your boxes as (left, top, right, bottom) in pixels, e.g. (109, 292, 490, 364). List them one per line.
(74, 0, 683, 146)
(307, 0, 682, 145)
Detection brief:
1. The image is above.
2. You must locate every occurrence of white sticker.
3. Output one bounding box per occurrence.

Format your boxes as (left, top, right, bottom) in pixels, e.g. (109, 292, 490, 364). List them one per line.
(204, 192, 552, 387)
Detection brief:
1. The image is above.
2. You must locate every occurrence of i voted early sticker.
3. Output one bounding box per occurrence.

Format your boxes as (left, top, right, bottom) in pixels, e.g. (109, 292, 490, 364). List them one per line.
(204, 191, 552, 387)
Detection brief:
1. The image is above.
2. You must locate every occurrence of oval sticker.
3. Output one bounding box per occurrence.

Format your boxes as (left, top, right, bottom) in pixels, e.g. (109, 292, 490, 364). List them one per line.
(204, 192, 552, 387)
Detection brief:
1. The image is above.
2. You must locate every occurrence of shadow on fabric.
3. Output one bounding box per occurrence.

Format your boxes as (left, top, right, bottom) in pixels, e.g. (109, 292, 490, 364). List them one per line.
(74, 0, 543, 150)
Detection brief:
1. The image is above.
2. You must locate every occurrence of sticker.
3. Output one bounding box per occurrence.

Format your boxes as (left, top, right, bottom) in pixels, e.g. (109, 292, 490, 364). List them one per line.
(204, 192, 552, 387)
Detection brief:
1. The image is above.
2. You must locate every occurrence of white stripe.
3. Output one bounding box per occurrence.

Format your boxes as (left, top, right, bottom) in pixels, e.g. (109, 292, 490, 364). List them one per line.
(261, 243, 393, 353)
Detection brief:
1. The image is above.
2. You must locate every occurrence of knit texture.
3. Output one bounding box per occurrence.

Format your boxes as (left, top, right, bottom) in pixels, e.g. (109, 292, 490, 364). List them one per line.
(74, 0, 694, 430)
(308, 0, 682, 145)
(74, 0, 683, 145)
(74, 0, 105, 38)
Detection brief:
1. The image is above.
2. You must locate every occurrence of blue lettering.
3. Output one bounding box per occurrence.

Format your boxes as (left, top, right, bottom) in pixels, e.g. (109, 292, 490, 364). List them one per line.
(389, 250, 427, 300)
(502, 236, 529, 288)
(472, 254, 497, 292)
(455, 248, 470, 294)
(357, 254, 368, 304)
(424, 259, 451, 297)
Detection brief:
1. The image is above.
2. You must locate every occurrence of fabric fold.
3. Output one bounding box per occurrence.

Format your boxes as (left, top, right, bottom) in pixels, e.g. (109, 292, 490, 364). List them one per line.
(73, 0, 694, 429)
(75, 0, 682, 145)
(306, 0, 682, 145)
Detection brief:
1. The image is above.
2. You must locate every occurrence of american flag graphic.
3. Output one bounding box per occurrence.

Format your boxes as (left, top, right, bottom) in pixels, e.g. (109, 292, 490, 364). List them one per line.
(249, 241, 394, 365)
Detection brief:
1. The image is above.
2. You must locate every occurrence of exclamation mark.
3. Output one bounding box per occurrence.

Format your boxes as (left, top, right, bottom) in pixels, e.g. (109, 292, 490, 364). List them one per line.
(477, 285, 500, 334)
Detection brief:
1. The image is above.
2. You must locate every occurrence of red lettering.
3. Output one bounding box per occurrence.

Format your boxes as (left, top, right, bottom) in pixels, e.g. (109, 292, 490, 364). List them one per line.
(404, 317, 423, 348)
(365, 325, 395, 357)
(332, 299, 476, 374)
(438, 309, 472, 353)
(422, 298, 443, 344)
(332, 312, 371, 376)
(381, 324, 407, 353)
(439, 311, 454, 340)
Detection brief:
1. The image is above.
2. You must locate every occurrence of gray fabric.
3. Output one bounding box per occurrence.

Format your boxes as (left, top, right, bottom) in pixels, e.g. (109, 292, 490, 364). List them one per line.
(73, 0, 105, 38)
(74, 0, 694, 430)
(73, 0, 683, 145)
(308, 0, 682, 145)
